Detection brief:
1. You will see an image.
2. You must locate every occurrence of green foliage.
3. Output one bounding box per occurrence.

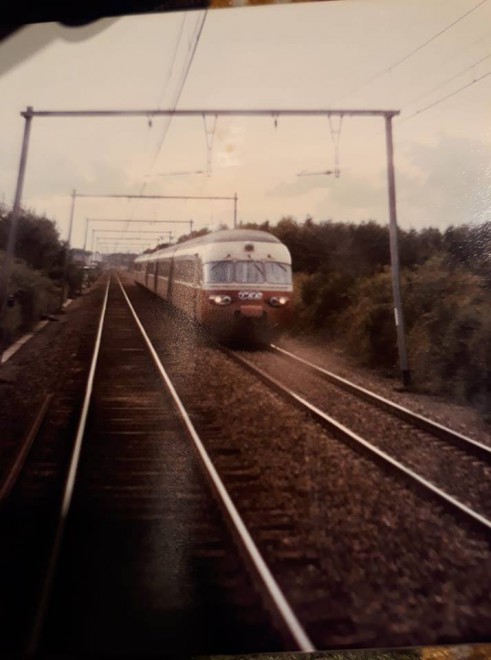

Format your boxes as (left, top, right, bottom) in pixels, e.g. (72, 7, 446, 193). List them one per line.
(320, 253, 490, 409)
(271, 216, 490, 410)
(405, 256, 490, 408)
(399, 227, 443, 269)
(0, 209, 66, 345)
(335, 269, 398, 369)
(296, 270, 355, 332)
(0, 209, 64, 276)
(177, 227, 211, 244)
(268, 217, 392, 277)
(0, 251, 60, 344)
(443, 223, 491, 282)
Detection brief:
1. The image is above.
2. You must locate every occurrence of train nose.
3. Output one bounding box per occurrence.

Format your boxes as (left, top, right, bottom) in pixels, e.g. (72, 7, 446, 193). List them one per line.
(239, 305, 264, 318)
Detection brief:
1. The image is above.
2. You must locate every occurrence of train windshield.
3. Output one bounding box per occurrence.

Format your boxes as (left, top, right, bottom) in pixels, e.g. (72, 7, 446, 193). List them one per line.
(205, 261, 291, 284)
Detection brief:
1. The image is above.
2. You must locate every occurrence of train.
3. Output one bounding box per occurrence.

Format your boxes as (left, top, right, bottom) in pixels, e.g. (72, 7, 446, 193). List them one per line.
(132, 229, 293, 344)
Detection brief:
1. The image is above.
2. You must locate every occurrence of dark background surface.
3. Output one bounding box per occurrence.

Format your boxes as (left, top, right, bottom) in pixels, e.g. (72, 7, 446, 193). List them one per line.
(0, 0, 209, 42)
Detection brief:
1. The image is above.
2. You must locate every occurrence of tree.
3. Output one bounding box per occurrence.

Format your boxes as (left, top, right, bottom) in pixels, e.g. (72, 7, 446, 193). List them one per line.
(177, 227, 211, 244)
(0, 209, 64, 276)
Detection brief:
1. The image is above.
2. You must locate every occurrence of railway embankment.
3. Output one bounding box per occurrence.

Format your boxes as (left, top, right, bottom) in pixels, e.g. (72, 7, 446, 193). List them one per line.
(0, 277, 106, 486)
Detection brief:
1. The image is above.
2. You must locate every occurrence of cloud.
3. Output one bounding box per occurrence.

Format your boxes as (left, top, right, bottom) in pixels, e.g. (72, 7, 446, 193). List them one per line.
(398, 135, 491, 228)
(24, 154, 131, 201)
(267, 174, 333, 198)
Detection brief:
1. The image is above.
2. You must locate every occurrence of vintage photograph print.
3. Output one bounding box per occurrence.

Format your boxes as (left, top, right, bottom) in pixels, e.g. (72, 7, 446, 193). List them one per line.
(0, 0, 490, 657)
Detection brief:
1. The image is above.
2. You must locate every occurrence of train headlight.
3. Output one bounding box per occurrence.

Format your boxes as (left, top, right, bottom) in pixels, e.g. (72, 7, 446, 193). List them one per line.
(269, 296, 289, 307)
(209, 294, 232, 306)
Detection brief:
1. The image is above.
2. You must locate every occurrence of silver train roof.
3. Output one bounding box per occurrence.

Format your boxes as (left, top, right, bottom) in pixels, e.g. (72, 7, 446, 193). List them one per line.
(179, 229, 281, 247)
(136, 229, 283, 261)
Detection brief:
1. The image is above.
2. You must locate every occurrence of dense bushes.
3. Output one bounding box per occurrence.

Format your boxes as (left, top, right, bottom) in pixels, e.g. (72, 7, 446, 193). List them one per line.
(0, 252, 61, 346)
(333, 257, 490, 409)
(0, 208, 67, 345)
(404, 257, 490, 407)
(334, 269, 398, 370)
(0, 209, 65, 277)
(243, 217, 490, 410)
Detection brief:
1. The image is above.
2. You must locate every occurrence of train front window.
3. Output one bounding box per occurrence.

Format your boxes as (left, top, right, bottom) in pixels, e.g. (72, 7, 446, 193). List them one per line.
(205, 261, 291, 284)
(235, 261, 264, 283)
(264, 262, 292, 284)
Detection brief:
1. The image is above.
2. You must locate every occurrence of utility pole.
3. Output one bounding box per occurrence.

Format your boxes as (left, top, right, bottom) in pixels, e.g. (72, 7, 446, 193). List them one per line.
(60, 189, 76, 306)
(385, 114, 410, 387)
(0, 106, 33, 360)
(83, 217, 90, 264)
(233, 193, 238, 229)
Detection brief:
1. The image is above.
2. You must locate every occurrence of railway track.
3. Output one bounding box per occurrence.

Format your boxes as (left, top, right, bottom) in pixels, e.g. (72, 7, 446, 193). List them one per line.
(0, 274, 313, 657)
(222, 345, 491, 538)
(270, 344, 491, 462)
(119, 276, 491, 648)
(3, 273, 490, 652)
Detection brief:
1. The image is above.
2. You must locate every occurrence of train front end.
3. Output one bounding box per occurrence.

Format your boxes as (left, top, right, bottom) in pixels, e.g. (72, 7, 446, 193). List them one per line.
(198, 231, 293, 345)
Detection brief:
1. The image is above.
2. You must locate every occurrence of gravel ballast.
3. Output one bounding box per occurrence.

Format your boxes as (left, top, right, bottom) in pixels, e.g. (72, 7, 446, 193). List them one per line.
(232, 348, 491, 520)
(123, 277, 491, 650)
(276, 336, 491, 446)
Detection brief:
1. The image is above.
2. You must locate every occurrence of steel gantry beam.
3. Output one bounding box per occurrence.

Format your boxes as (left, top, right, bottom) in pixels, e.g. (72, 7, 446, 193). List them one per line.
(91, 229, 172, 255)
(83, 217, 194, 255)
(0, 105, 409, 386)
(89, 227, 173, 252)
(22, 108, 399, 118)
(95, 239, 160, 253)
(78, 192, 238, 239)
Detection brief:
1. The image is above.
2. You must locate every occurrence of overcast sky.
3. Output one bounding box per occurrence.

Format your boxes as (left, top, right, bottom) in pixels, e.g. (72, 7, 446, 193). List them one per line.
(0, 0, 490, 252)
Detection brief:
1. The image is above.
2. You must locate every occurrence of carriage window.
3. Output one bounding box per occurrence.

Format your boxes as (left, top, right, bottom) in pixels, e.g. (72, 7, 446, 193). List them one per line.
(158, 259, 171, 277)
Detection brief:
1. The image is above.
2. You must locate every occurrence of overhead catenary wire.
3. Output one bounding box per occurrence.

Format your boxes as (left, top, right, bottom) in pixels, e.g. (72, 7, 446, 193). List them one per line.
(140, 18, 188, 162)
(399, 68, 491, 124)
(403, 49, 491, 108)
(156, 13, 188, 109)
(123, 11, 207, 238)
(145, 10, 208, 183)
(338, 0, 489, 102)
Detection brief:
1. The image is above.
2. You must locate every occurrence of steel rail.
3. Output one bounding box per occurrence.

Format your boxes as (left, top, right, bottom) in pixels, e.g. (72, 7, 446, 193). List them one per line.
(0, 393, 54, 504)
(270, 344, 491, 464)
(26, 277, 111, 657)
(222, 348, 491, 539)
(116, 276, 315, 652)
